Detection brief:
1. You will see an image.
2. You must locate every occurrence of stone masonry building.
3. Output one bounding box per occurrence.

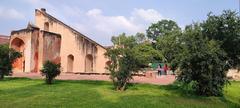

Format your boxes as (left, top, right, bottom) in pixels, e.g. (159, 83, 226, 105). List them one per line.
(10, 8, 109, 74)
(0, 35, 9, 45)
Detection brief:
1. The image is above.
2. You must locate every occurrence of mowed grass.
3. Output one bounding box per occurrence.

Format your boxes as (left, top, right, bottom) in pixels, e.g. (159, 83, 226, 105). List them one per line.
(0, 78, 239, 108)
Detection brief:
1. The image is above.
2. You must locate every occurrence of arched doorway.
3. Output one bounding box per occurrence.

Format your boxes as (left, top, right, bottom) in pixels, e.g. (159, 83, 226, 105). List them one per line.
(67, 54, 74, 72)
(44, 22, 49, 31)
(85, 54, 93, 72)
(106, 61, 111, 68)
(11, 38, 25, 72)
(105, 61, 111, 72)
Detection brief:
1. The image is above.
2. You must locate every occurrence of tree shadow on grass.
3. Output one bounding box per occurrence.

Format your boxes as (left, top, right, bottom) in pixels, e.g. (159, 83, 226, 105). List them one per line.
(2, 77, 239, 108)
(158, 82, 240, 107)
(53, 79, 111, 86)
(1, 77, 33, 81)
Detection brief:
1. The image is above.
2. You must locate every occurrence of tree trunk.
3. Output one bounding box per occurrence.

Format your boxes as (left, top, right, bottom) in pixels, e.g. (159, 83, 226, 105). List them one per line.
(0, 70, 4, 80)
(121, 81, 127, 91)
(45, 75, 52, 84)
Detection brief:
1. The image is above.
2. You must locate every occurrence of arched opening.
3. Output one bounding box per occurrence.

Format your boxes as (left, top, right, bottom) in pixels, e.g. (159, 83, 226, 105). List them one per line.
(67, 54, 74, 72)
(11, 38, 25, 72)
(44, 22, 49, 31)
(105, 61, 111, 72)
(106, 61, 111, 68)
(85, 54, 93, 72)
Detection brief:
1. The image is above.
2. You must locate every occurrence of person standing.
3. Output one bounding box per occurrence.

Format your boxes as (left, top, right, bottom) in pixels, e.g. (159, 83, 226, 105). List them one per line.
(163, 64, 168, 75)
(157, 64, 162, 76)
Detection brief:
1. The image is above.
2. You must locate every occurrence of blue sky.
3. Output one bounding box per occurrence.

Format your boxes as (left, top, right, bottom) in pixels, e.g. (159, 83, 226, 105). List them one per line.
(0, 0, 238, 45)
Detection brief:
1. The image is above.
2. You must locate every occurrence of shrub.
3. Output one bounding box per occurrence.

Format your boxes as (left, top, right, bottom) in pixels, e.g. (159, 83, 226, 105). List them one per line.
(105, 48, 142, 91)
(0, 44, 21, 80)
(106, 33, 153, 91)
(40, 61, 61, 84)
(175, 24, 229, 96)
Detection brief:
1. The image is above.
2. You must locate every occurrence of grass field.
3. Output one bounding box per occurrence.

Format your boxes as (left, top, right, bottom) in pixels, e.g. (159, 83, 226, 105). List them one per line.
(0, 78, 239, 108)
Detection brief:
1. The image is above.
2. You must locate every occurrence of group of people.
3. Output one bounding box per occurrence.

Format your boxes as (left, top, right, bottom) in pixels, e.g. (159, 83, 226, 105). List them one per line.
(157, 64, 169, 76)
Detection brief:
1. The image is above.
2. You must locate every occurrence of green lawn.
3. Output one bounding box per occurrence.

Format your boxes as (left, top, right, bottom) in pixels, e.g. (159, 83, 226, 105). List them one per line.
(0, 78, 239, 108)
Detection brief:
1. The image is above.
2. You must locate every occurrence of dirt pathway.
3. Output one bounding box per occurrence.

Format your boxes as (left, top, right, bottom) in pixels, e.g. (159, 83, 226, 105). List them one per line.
(11, 72, 176, 85)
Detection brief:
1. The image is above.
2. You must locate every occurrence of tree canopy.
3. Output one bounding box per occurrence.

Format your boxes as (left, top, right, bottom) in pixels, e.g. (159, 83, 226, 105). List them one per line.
(106, 33, 161, 91)
(144, 10, 237, 96)
(174, 24, 229, 96)
(106, 10, 238, 96)
(202, 10, 240, 69)
(146, 20, 181, 41)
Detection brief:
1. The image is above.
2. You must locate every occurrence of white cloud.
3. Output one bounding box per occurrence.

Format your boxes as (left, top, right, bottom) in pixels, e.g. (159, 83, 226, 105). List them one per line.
(62, 6, 83, 18)
(57, 8, 165, 45)
(86, 8, 141, 34)
(23, 0, 64, 20)
(24, 0, 40, 4)
(131, 8, 164, 22)
(9, 2, 165, 45)
(0, 8, 25, 20)
(86, 9, 102, 16)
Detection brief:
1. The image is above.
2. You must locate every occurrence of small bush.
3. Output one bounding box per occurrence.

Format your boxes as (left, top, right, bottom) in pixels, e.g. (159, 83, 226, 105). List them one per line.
(40, 61, 61, 84)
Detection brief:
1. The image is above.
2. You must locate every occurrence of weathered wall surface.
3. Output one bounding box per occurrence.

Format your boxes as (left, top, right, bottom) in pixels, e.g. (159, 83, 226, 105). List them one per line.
(35, 9, 108, 73)
(30, 29, 39, 72)
(10, 9, 109, 73)
(41, 31, 61, 64)
(10, 27, 62, 73)
(10, 29, 34, 72)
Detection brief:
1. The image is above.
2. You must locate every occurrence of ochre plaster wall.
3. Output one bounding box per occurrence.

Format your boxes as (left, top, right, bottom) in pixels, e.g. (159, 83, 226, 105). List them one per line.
(35, 9, 108, 73)
(10, 29, 33, 73)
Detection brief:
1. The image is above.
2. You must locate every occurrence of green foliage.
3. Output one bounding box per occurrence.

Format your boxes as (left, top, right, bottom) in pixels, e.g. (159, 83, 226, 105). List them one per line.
(202, 10, 240, 69)
(0, 44, 21, 80)
(105, 48, 141, 91)
(147, 11, 238, 96)
(147, 20, 182, 72)
(106, 33, 161, 91)
(40, 61, 61, 84)
(155, 26, 182, 71)
(175, 24, 230, 96)
(146, 19, 181, 41)
(132, 43, 162, 66)
(135, 32, 146, 43)
(111, 33, 137, 48)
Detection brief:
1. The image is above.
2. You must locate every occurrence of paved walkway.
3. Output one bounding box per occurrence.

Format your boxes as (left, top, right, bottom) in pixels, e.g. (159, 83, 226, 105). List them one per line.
(11, 72, 176, 85)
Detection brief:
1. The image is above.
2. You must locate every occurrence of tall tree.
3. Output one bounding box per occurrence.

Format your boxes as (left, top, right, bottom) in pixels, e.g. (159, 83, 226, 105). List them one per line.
(135, 32, 147, 44)
(133, 43, 163, 67)
(111, 33, 137, 48)
(202, 10, 240, 69)
(155, 28, 182, 71)
(146, 20, 181, 41)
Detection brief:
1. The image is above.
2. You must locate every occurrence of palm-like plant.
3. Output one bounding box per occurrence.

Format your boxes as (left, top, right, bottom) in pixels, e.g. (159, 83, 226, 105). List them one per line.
(41, 61, 61, 84)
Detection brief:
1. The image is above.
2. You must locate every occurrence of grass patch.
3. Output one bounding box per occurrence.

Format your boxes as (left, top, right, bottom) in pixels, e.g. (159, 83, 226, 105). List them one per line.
(0, 78, 239, 108)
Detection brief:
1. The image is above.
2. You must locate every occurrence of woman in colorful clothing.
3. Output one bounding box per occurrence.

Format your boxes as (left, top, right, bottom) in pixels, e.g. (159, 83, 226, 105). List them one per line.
(163, 64, 168, 75)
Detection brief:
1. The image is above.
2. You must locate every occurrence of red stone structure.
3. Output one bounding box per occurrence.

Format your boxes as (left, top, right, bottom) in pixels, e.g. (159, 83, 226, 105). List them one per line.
(0, 35, 9, 45)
